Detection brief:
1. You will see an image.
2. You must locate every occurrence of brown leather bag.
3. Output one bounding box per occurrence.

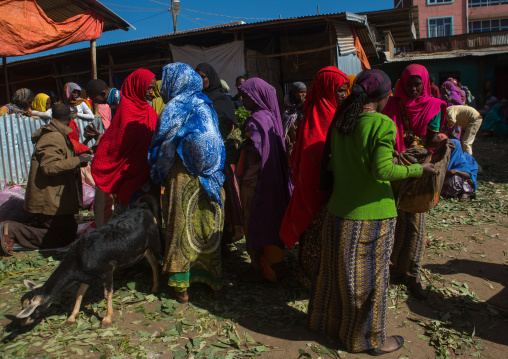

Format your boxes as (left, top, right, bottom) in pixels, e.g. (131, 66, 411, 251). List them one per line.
(391, 141, 453, 213)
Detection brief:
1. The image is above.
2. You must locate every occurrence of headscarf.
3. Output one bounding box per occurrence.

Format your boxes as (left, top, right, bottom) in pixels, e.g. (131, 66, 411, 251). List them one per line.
(151, 80, 165, 115)
(291, 82, 306, 92)
(345, 74, 357, 96)
(382, 64, 446, 152)
(290, 66, 349, 179)
(3, 88, 35, 113)
(92, 69, 158, 205)
(148, 63, 225, 205)
(195, 63, 238, 127)
(238, 78, 290, 249)
(351, 69, 391, 99)
(31, 93, 50, 112)
(280, 66, 349, 249)
(282, 82, 307, 136)
(441, 81, 463, 106)
(447, 139, 478, 190)
(63, 82, 91, 108)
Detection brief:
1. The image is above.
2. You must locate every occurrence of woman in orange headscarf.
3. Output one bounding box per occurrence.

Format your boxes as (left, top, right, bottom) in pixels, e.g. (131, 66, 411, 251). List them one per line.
(279, 66, 349, 288)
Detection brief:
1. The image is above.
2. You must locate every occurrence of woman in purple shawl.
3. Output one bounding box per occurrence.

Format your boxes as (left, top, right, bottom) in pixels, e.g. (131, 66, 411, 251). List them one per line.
(237, 78, 291, 283)
(441, 81, 464, 138)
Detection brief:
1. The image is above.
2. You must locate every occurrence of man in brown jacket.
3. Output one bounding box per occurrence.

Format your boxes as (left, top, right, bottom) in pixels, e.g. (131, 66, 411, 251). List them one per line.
(0, 104, 91, 255)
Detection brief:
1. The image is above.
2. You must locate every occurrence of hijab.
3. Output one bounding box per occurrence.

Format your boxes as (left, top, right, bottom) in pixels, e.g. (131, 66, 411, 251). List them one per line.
(195, 63, 238, 127)
(31, 93, 50, 112)
(92, 69, 158, 205)
(3, 88, 35, 113)
(290, 66, 349, 178)
(151, 80, 165, 115)
(382, 64, 446, 152)
(448, 139, 478, 190)
(63, 82, 91, 108)
(238, 78, 290, 249)
(441, 81, 463, 106)
(345, 74, 357, 96)
(148, 63, 225, 205)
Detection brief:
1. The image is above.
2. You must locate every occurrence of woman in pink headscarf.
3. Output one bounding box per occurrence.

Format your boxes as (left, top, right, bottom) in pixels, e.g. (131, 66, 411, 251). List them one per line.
(382, 64, 446, 300)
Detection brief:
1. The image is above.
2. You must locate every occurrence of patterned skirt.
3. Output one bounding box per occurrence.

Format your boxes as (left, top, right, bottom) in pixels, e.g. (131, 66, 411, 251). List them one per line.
(294, 206, 327, 289)
(391, 210, 426, 278)
(162, 156, 224, 291)
(308, 211, 396, 353)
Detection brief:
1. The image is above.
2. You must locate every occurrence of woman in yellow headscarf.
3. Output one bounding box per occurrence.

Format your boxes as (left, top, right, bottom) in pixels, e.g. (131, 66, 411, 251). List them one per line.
(31, 93, 51, 112)
(345, 75, 357, 97)
(151, 80, 165, 115)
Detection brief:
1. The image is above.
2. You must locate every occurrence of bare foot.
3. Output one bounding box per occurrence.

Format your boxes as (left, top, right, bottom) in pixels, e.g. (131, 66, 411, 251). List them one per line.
(172, 289, 189, 303)
(377, 336, 401, 352)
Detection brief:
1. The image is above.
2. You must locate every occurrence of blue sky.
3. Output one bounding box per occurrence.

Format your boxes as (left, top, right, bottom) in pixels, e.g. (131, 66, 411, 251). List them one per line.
(11, 0, 394, 61)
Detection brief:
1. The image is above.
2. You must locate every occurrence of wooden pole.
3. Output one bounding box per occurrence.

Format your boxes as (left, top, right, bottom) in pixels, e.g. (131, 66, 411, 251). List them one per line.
(90, 39, 98, 115)
(108, 51, 114, 87)
(3, 57, 10, 103)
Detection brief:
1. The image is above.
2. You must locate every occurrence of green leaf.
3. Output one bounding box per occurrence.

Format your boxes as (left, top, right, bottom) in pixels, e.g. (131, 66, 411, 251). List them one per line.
(173, 350, 187, 359)
(127, 282, 136, 291)
(417, 334, 431, 340)
(298, 349, 312, 359)
(245, 332, 256, 344)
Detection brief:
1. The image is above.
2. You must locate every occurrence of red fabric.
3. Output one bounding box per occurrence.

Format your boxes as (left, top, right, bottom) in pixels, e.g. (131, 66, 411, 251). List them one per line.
(352, 26, 371, 71)
(431, 84, 440, 99)
(92, 69, 157, 205)
(0, 0, 103, 57)
(280, 66, 349, 248)
(68, 120, 90, 154)
(382, 64, 446, 153)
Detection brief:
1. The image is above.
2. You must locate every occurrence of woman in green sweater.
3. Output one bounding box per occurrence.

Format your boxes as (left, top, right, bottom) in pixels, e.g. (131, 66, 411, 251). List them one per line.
(308, 70, 437, 355)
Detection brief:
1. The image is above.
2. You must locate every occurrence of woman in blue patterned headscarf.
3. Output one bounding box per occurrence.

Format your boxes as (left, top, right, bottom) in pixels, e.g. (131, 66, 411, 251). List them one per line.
(148, 62, 226, 303)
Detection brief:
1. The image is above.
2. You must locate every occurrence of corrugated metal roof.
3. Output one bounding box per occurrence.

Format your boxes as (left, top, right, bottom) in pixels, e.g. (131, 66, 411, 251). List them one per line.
(334, 22, 357, 56)
(0, 114, 103, 189)
(386, 45, 508, 62)
(37, 0, 132, 32)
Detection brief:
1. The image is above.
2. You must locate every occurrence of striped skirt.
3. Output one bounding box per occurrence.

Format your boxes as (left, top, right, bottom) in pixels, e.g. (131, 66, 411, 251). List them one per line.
(308, 211, 396, 353)
(391, 210, 426, 278)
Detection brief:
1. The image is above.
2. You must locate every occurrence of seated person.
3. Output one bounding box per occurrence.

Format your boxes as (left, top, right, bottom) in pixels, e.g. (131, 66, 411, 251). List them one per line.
(442, 139, 478, 201)
(446, 105, 483, 155)
(0, 104, 91, 256)
(481, 100, 508, 138)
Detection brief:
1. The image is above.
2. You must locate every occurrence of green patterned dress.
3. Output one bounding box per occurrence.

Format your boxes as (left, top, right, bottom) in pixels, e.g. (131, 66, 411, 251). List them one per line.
(162, 156, 225, 291)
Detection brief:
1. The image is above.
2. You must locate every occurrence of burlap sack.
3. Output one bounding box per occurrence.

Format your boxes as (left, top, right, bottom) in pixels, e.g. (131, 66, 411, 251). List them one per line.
(391, 141, 453, 213)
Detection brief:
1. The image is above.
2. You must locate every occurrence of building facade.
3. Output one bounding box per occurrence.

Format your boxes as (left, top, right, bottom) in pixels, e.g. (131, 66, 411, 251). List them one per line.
(395, 0, 508, 38)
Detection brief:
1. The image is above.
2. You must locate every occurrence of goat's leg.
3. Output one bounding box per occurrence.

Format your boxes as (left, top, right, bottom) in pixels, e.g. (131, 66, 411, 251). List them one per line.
(144, 249, 159, 294)
(101, 278, 114, 329)
(66, 283, 89, 325)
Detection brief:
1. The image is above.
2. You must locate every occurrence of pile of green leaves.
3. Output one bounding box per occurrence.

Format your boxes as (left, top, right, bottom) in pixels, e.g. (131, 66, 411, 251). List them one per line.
(235, 107, 251, 127)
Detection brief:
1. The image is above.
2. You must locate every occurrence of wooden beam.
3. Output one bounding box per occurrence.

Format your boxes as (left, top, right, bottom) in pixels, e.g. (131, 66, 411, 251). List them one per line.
(90, 39, 98, 115)
(3, 57, 10, 103)
(108, 51, 114, 87)
(244, 44, 335, 59)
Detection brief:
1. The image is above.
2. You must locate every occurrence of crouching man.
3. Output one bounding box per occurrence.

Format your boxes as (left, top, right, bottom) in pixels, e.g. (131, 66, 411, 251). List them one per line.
(0, 104, 91, 255)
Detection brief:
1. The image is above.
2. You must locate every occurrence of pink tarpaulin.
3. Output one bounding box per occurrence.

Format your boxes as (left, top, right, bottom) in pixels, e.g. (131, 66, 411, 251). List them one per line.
(0, 0, 103, 57)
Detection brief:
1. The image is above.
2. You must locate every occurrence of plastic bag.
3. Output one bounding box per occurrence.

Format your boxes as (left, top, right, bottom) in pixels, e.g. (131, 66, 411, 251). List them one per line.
(82, 184, 95, 210)
(0, 185, 35, 223)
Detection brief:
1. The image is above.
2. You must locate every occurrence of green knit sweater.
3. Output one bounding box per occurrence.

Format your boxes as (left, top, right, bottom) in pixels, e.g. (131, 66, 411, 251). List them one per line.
(327, 112, 423, 220)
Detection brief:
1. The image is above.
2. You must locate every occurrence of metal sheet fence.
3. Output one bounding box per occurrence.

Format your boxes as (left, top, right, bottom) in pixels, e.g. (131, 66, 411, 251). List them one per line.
(0, 114, 104, 190)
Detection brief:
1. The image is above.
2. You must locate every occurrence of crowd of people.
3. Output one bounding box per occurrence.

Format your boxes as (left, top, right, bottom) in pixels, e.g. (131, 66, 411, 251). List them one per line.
(0, 60, 506, 356)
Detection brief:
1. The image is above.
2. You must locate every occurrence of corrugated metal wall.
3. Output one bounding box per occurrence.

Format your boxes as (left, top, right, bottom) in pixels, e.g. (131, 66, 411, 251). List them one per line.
(0, 115, 103, 190)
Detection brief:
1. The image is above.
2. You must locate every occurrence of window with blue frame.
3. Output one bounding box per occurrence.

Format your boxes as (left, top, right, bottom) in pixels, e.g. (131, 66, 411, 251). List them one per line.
(469, 0, 508, 7)
(428, 17, 453, 37)
(469, 18, 508, 32)
(428, 0, 453, 4)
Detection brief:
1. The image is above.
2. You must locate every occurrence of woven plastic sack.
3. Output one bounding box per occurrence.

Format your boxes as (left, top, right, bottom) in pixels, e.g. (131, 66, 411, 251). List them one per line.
(391, 141, 453, 213)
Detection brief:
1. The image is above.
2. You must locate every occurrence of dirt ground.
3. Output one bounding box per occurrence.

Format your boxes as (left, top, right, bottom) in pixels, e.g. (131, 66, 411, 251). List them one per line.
(1, 135, 507, 359)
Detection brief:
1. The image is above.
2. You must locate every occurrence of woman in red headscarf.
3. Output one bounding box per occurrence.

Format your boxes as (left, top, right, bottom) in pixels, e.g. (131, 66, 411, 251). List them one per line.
(382, 64, 446, 300)
(92, 69, 158, 215)
(279, 66, 349, 288)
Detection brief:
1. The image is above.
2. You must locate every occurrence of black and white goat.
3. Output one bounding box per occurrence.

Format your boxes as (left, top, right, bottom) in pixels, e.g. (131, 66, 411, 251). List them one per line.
(15, 197, 162, 328)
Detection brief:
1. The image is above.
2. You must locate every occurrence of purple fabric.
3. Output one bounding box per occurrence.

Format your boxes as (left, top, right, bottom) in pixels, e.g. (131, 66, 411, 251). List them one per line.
(441, 81, 463, 107)
(239, 78, 291, 249)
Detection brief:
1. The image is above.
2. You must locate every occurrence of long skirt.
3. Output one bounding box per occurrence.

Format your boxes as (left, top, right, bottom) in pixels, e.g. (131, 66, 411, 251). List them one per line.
(162, 157, 224, 291)
(308, 211, 396, 353)
(391, 210, 426, 278)
(294, 206, 327, 289)
(442, 174, 475, 198)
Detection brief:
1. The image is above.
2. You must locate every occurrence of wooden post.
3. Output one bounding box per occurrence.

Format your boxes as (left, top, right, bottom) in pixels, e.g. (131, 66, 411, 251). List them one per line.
(108, 51, 114, 87)
(90, 39, 98, 115)
(3, 57, 10, 103)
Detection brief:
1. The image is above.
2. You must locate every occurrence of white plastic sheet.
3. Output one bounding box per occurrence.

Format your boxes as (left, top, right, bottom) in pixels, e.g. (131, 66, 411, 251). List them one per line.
(170, 40, 246, 96)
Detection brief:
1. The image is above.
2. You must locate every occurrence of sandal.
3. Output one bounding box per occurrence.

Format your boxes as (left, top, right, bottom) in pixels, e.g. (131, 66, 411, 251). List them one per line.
(0, 223, 14, 256)
(368, 335, 404, 356)
(171, 289, 189, 304)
